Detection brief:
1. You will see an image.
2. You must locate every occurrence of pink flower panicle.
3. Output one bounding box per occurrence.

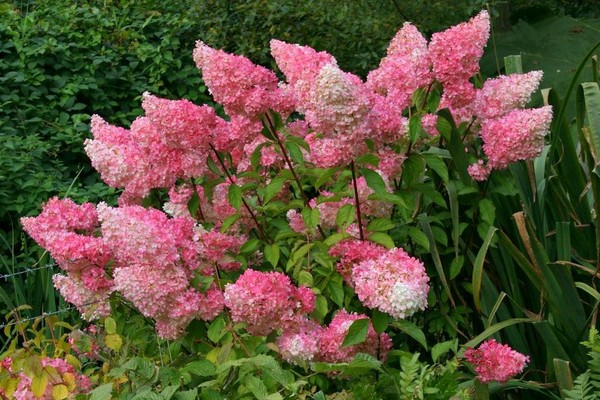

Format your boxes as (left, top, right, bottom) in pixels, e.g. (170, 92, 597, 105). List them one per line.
(277, 318, 322, 365)
(429, 11, 490, 108)
(224, 269, 315, 336)
(474, 105, 553, 179)
(352, 247, 430, 319)
(194, 41, 292, 119)
(270, 39, 337, 106)
(465, 339, 529, 383)
(367, 22, 433, 111)
(473, 71, 544, 119)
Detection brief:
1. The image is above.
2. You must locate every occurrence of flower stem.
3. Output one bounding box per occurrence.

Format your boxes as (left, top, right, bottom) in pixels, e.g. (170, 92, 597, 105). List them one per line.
(264, 113, 326, 239)
(350, 161, 365, 241)
(209, 144, 270, 243)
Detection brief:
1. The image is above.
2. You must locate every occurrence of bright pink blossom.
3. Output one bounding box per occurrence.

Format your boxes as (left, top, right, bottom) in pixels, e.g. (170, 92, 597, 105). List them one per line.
(329, 239, 388, 285)
(352, 248, 429, 319)
(480, 106, 553, 171)
(367, 22, 433, 111)
(465, 339, 529, 383)
(194, 42, 292, 119)
(53, 273, 112, 321)
(224, 269, 315, 336)
(317, 310, 390, 363)
(429, 11, 490, 109)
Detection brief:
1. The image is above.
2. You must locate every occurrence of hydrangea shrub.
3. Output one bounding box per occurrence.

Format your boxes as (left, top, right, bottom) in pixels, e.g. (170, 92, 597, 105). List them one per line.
(19, 11, 549, 394)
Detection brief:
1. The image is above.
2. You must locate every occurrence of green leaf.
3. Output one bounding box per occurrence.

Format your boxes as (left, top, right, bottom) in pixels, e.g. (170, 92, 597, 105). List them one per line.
(422, 153, 449, 182)
(228, 183, 242, 211)
(220, 214, 240, 233)
(360, 168, 387, 195)
(472, 226, 497, 313)
(264, 243, 280, 267)
(409, 114, 423, 144)
(104, 317, 117, 335)
(301, 207, 320, 228)
(341, 318, 370, 347)
(183, 360, 216, 377)
(431, 339, 457, 362)
(175, 389, 198, 400)
(336, 204, 355, 230)
(207, 315, 226, 343)
(187, 190, 200, 219)
(368, 232, 395, 249)
(367, 218, 395, 232)
(31, 374, 49, 398)
(371, 310, 389, 334)
(463, 318, 535, 352)
(408, 227, 429, 251)
(391, 320, 427, 349)
(90, 383, 113, 400)
(240, 238, 260, 254)
(104, 334, 122, 351)
(246, 376, 269, 399)
(264, 176, 287, 204)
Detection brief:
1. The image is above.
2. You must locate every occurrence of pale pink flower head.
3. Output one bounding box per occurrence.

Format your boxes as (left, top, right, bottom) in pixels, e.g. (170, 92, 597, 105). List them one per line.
(367, 22, 433, 111)
(53, 274, 112, 321)
(306, 63, 372, 137)
(474, 71, 544, 119)
(223, 269, 315, 336)
(480, 105, 553, 171)
(317, 310, 390, 363)
(465, 339, 529, 383)
(277, 318, 322, 365)
(352, 247, 429, 319)
(194, 42, 292, 118)
(421, 113, 439, 136)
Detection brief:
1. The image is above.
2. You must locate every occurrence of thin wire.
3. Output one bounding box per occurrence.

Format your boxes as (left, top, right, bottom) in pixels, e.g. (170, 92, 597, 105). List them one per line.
(1, 263, 57, 281)
(0, 299, 103, 330)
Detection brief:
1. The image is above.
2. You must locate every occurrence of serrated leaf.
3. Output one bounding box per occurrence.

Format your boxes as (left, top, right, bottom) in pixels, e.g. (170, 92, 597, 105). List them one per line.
(431, 340, 457, 362)
(264, 176, 287, 204)
(368, 232, 395, 249)
(479, 198, 496, 226)
(220, 213, 240, 233)
(183, 360, 216, 377)
(336, 204, 355, 230)
(227, 183, 242, 211)
(391, 320, 428, 349)
(240, 238, 260, 254)
(408, 227, 429, 251)
(104, 334, 122, 351)
(298, 270, 313, 286)
(208, 316, 226, 343)
(341, 318, 370, 347)
(423, 154, 449, 182)
(367, 218, 395, 232)
(371, 310, 389, 334)
(90, 383, 113, 400)
(51, 384, 69, 400)
(104, 317, 117, 335)
(409, 114, 423, 144)
(360, 168, 387, 195)
(264, 243, 280, 267)
(246, 376, 269, 399)
(301, 207, 319, 228)
(31, 374, 49, 398)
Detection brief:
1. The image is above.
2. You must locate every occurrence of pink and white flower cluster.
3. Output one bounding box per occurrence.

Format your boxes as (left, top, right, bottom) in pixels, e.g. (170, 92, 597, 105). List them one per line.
(465, 339, 529, 383)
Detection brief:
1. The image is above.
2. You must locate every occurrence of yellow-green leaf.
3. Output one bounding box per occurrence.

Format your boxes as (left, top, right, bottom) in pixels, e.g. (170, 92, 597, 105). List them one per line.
(52, 384, 69, 400)
(104, 334, 122, 351)
(31, 374, 49, 398)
